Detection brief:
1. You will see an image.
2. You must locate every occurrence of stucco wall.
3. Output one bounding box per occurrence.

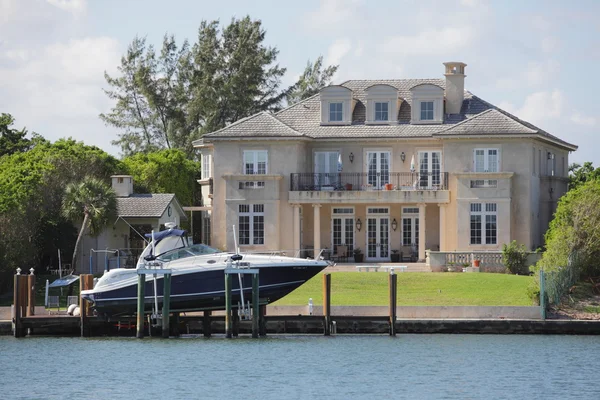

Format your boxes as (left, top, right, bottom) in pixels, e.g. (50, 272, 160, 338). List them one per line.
(208, 135, 571, 256)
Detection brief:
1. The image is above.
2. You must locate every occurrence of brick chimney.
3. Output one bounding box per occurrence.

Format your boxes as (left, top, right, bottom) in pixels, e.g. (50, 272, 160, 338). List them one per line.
(443, 62, 467, 114)
(111, 175, 134, 197)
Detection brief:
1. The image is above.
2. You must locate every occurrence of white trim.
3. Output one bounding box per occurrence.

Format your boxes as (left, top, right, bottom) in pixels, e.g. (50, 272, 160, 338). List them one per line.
(469, 202, 498, 245)
(473, 148, 501, 172)
(201, 153, 212, 180)
(238, 203, 265, 246)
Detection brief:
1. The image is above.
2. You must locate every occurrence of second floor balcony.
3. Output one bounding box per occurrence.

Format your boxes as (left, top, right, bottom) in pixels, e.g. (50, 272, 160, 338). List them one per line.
(290, 172, 448, 191)
(289, 172, 449, 204)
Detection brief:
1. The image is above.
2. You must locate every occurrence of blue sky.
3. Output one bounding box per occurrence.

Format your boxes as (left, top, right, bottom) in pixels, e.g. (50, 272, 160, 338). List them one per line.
(1, 0, 598, 165)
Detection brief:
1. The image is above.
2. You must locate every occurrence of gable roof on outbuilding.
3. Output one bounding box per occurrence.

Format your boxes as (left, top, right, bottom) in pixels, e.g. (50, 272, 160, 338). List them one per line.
(116, 194, 187, 219)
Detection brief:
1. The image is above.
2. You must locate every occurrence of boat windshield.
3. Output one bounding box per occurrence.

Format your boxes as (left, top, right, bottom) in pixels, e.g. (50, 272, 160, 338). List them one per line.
(157, 244, 223, 262)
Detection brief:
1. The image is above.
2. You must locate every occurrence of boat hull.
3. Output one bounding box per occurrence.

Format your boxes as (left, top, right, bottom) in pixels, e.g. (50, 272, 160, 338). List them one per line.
(83, 263, 325, 317)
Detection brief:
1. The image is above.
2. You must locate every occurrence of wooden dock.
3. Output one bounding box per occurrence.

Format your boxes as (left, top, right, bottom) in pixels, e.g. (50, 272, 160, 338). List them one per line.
(6, 270, 600, 337)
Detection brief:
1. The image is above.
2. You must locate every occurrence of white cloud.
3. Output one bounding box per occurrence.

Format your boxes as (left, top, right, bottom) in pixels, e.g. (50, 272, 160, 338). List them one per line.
(571, 113, 597, 127)
(530, 15, 551, 31)
(380, 27, 473, 56)
(503, 90, 565, 125)
(525, 60, 560, 86)
(460, 0, 481, 6)
(46, 0, 86, 17)
(0, 36, 121, 149)
(305, 0, 364, 32)
(541, 36, 560, 53)
(326, 38, 352, 66)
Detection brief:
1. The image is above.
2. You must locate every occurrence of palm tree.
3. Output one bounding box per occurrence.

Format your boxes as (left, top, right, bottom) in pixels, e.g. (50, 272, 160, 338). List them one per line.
(62, 177, 117, 272)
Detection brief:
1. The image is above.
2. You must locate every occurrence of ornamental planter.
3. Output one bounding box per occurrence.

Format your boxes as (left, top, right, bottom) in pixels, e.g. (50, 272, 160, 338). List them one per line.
(385, 183, 393, 190)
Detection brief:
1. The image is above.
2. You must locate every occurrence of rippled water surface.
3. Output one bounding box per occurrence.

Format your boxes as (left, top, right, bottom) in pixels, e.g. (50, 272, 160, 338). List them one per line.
(1, 334, 599, 400)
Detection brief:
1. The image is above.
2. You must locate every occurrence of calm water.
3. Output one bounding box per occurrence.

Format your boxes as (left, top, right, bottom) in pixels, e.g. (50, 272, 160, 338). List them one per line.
(1, 334, 599, 400)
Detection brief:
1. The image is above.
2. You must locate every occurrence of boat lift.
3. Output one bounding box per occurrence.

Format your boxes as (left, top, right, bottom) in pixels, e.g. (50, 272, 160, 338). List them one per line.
(89, 248, 120, 274)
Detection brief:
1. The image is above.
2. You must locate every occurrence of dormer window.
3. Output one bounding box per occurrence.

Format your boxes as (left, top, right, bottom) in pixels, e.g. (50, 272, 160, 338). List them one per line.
(375, 102, 389, 121)
(409, 84, 444, 124)
(420, 101, 434, 120)
(320, 86, 354, 125)
(365, 84, 399, 125)
(329, 102, 343, 122)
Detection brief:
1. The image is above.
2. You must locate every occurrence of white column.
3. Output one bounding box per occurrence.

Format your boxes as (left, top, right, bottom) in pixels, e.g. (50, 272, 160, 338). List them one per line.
(293, 204, 301, 255)
(438, 204, 446, 252)
(312, 204, 322, 257)
(418, 203, 426, 261)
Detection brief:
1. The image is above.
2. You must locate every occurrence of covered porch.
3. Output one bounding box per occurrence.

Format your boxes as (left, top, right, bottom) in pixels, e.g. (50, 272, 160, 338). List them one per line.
(289, 202, 449, 263)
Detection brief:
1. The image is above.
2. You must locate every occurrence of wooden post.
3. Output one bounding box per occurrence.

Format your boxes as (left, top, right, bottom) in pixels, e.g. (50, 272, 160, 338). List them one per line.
(252, 273, 259, 338)
(389, 269, 397, 336)
(18, 275, 27, 322)
(203, 310, 212, 337)
(540, 269, 546, 320)
(259, 305, 267, 337)
(162, 273, 171, 338)
(27, 270, 35, 317)
(225, 272, 232, 338)
(233, 310, 240, 337)
(13, 273, 24, 338)
(136, 273, 146, 339)
(80, 274, 94, 337)
(323, 273, 331, 336)
(172, 312, 180, 337)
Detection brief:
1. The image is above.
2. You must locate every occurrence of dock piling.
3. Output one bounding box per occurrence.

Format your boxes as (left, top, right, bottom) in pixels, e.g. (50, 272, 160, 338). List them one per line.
(323, 273, 331, 336)
(203, 311, 212, 337)
(136, 273, 146, 339)
(252, 273, 259, 338)
(225, 272, 232, 338)
(13, 272, 25, 338)
(389, 268, 397, 336)
(259, 305, 267, 337)
(162, 272, 171, 338)
(80, 274, 94, 337)
(27, 269, 35, 317)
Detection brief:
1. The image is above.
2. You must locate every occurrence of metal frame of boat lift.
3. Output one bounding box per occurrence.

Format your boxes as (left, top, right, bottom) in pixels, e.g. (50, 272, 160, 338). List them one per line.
(134, 226, 262, 339)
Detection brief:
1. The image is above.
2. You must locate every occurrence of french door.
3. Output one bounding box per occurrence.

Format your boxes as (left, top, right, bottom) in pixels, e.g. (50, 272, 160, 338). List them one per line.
(402, 217, 419, 247)
(332, 216, 354, 254)
(366, 207, 389, 260)
(418, 151, 442, 189)
(315, 151, 340, 188)
(366, 151, 391, 189)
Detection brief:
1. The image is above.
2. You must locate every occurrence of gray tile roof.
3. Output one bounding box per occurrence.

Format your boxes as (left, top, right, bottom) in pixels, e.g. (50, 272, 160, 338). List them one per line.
(199, 79, 577, 150)
(117, 194, 176, 218)
(203, 111, 304, 139)
(436, 109, 538, 135)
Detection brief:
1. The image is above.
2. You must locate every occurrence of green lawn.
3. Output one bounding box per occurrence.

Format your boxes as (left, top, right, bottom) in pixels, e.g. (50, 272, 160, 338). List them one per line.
(274, 272, 535, 306)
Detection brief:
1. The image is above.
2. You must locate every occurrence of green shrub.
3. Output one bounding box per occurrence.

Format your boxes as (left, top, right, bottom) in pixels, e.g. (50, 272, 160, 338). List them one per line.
(502, 240, 529, 275)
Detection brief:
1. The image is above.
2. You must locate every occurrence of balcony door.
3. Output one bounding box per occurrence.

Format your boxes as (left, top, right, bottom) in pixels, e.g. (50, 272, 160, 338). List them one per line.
(314, 151, 340, 188)
(366, 151, 391, 189)
(366, 207, 390, 261)
(418, 151, 442, 189)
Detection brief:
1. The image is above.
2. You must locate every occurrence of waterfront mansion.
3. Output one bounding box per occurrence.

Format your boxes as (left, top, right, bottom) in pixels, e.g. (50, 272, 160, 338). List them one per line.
(193, 62, 577, 262)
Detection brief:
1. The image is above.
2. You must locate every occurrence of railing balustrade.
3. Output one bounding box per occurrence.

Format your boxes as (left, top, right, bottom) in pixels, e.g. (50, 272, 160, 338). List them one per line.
(290, 172, 448, 191)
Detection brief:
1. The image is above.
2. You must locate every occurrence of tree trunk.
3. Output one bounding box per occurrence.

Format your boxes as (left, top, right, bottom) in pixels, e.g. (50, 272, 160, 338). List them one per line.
(71, 213, 89, 273)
